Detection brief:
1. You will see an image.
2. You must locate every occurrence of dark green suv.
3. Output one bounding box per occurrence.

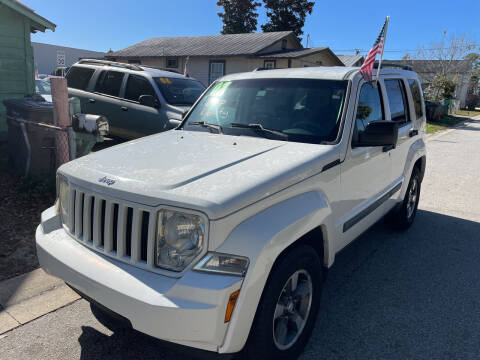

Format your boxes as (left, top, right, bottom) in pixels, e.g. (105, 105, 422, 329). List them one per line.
(66, 59, 205, 139)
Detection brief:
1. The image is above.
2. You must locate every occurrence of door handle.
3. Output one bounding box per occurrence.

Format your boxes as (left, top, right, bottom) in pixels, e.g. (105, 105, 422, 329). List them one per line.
(121, 106, 128, 111)
(383, 144, 395, 152)
(88, 99, 95, 104)
(409, 129, 418, 137)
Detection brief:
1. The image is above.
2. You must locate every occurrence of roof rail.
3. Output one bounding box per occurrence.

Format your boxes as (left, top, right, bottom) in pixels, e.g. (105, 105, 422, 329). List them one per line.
(374, 62, 413, 71)
(77, 59, 144, 71)
(252, 67, 270, 72)
(142, 66, 182, 75)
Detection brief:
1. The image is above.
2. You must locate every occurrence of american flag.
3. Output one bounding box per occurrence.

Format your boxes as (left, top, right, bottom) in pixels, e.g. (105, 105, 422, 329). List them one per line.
(360, 18, 389, 82)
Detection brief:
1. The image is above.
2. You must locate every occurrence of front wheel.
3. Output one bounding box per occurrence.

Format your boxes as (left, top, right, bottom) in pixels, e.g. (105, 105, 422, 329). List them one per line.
(242, 245, 322, 360)
(387, 167, 421, 230)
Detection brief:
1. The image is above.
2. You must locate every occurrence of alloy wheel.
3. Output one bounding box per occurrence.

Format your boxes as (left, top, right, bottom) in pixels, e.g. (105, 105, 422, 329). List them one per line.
(272, 269, 313, 350)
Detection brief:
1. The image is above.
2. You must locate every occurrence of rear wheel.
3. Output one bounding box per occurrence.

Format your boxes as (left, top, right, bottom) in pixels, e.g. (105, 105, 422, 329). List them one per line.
(387, 167, 421, 230)
(243, 245, 322, 360)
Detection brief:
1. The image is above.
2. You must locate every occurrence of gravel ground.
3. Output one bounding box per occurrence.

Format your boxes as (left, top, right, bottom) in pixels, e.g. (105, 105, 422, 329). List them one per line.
(0, 167, 55, 281)
(0, 140, 56, 281)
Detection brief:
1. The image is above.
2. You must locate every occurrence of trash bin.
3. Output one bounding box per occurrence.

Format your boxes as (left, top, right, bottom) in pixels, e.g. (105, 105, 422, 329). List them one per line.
(4, 98, 57, 176)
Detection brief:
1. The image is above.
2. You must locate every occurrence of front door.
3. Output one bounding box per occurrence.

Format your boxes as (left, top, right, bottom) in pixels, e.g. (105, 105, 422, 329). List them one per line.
(119, 74, 164, 139)
(338, 81, 393, 249)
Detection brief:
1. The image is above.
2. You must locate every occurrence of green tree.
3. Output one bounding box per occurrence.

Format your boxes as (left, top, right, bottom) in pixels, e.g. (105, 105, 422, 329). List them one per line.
(217, 0, 261, 34)
(464, 53, 480, 95)
(261, 0, 315, 40)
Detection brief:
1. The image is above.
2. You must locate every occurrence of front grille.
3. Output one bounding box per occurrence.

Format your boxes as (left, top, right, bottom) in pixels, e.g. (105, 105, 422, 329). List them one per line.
(66, 185, 156, 269)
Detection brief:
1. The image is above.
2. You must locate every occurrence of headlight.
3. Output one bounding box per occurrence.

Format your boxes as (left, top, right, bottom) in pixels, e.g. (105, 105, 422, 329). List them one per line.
(194, 253, 249, 277)
(155, 210, 205, 271)
(57, 174, 69, 226)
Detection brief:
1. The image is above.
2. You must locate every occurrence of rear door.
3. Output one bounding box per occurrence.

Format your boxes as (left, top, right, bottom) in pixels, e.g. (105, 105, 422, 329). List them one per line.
(119, 74, 165, 138)
(383, 78, 416, 184)
(65, 66, 96, 111)
(86, 70, 124, 136)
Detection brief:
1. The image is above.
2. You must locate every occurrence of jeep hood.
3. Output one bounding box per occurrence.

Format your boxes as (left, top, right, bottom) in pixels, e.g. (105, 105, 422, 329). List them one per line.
(60, 130, 337, 219)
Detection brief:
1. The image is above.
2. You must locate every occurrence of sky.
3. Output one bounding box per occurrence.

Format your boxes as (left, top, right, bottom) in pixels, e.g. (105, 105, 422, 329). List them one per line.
(27, 0, 479, 60)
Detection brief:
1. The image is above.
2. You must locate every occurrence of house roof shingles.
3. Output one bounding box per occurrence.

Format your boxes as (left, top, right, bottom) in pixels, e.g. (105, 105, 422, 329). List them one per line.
(110, 31, 295, 58)
(259, 47, 327, 58)
(337, 55, 364, 67)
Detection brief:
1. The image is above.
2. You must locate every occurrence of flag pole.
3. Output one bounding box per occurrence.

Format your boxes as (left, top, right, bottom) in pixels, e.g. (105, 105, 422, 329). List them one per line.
(375, 16, 390, 87)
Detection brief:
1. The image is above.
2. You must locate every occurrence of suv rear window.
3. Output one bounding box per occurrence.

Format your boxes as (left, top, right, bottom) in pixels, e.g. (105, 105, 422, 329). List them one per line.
(408, 79, 424, 119)
(95, 70, 124, 97)
(66, 67, 95, 90)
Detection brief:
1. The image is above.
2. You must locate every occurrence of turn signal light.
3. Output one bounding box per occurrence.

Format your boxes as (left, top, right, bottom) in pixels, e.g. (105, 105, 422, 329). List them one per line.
(224, 289, 240, 323)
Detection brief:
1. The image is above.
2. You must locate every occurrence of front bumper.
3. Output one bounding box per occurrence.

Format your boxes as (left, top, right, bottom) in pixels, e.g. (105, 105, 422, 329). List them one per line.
(36, 221, 243, 352)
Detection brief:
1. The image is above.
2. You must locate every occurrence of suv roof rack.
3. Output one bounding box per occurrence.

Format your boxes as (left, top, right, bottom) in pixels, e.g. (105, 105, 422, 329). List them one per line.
(373, 62, 413, 71)
(77, 59, 144, 71)
(252, 67, 270, 72)
(141, 65, 182, 75)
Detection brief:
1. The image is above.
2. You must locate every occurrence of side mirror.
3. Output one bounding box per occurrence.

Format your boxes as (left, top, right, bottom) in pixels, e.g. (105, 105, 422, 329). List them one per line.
(353, 121, 398, 147)
(139, 95, 159, 108)
(167, 119, 181, 129)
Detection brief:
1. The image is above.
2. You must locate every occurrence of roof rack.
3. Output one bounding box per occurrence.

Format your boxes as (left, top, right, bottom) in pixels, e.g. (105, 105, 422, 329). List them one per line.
(373, 62, 413, 71)
(252, 67, 270, 72)
(77, 59, 144, 71)
(141, 66, 182, 74)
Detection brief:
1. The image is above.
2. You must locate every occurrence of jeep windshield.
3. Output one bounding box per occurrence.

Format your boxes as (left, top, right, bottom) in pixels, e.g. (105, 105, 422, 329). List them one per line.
(154, 77, 205, 106)
(183, 78, 348, 144)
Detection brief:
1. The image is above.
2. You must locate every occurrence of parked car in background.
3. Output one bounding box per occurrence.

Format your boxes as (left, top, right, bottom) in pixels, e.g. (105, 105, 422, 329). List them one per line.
(35, 78, 52, 102)
(65, 59, 205, 139)
(37, 66, 426, 359)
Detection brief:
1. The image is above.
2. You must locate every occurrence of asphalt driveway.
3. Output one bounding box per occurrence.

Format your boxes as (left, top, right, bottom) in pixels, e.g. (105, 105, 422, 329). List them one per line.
(1, 117, 480, 360)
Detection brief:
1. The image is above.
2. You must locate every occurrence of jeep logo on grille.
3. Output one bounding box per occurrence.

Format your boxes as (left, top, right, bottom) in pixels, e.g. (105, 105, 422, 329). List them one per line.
(98, 176, 116, 186)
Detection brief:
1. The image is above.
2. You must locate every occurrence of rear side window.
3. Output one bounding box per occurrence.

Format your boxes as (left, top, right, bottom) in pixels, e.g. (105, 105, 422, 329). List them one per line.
(408, 79, 424, 119)
(355, 83, 384, 132)
(124, 75, 156, 102)
(384, 79, 410, 124)
(94, 71, 124, 97)
(66, 67, 95, 90)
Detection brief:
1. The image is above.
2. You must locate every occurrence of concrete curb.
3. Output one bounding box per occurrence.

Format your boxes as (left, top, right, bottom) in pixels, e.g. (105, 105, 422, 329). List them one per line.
(0, 269, 80, 335)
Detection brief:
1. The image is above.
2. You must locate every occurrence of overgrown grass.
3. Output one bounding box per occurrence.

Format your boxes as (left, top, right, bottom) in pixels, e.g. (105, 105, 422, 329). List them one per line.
(426, 115, 465, 134)
(16, 175, 56, 201)
(455, 109, 480, 117)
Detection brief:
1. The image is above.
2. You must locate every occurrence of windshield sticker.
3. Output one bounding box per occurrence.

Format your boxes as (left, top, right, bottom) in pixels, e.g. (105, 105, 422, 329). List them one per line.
(159, 77, 172, 85)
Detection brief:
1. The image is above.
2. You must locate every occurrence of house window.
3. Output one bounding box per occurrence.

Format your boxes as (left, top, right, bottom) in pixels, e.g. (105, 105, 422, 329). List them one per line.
(282, 39, 287, 49)
(264, 60, 276, 69)
(209, 61, 225, 84)
(166, 57, 178, 68)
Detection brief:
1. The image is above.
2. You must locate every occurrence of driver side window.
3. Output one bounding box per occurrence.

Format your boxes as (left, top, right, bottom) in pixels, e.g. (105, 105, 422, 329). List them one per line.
(355, 83, 384, 132)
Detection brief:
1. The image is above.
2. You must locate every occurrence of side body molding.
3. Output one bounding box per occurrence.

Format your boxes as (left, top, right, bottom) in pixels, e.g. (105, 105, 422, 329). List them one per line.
(215, 191, 332, 353)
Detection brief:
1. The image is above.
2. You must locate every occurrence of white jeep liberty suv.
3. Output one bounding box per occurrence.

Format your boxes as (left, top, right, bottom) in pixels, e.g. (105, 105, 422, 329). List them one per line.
(36, 66, 426, 359)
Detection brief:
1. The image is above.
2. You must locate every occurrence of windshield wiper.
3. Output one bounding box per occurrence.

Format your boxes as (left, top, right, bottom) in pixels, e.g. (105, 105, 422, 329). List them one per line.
(188, 121, 223, 134)
(230, 123, 288, 140)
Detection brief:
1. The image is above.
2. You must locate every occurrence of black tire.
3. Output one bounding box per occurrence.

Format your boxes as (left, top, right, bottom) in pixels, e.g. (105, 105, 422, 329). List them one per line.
(242, 245, 323, 360)
(387, 167, 421, 230)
